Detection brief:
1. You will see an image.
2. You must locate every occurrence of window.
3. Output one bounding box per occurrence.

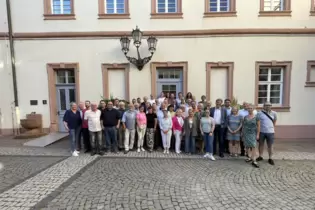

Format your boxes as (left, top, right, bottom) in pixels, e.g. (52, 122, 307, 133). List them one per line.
(263, 0, 283, 11)
(259, 0, 291, 16)
(105, 0, 125, 14)
(209, 0, 229, 12)
(52, 0, 72, 14)
(258, 67, 283, 105)
(151, 0, 183, 19)
(255, 61, 291, 112)
(56, 70, 75, 84)
(157, 69, 181, 79)
(306, 61, 315, 87)
(157, 0, 177, 13)
(204, 0, 236, 17)
(98, 0, 130, 19)
(43, 0, 75, 20)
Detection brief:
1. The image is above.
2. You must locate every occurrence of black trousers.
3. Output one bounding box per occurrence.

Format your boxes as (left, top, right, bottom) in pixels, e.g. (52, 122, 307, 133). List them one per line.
(213, 125, 224, 155)
(82, 128, 91, 151)
(154, 125, 162, 149)
(223, 127, 229, 153)
(240, 140, 245, 155)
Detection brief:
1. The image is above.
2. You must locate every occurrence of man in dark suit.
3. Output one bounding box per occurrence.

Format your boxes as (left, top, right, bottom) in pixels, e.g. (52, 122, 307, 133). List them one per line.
(210, 98, 228, 157)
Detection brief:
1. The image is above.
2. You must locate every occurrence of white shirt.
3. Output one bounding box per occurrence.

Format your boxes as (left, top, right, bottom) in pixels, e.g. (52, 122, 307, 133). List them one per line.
(239, 109, 257, 118)
(84, 110, 102, 132)
(214, 108, 221, 125)
(148, 99, 155, 105)
(158, 97, 165, 104)
(177, 117, 184, 127)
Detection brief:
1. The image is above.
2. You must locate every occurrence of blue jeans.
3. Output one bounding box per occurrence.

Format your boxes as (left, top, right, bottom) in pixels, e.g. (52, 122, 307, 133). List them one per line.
(203, 133, 214, 154)
(104, 126, 117, 151)
(185, 134, 196, 153)
(69, 128, 80, 152)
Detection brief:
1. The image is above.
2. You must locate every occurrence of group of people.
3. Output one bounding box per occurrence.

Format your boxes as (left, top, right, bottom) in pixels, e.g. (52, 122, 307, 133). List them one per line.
(63, 92, 277, 168)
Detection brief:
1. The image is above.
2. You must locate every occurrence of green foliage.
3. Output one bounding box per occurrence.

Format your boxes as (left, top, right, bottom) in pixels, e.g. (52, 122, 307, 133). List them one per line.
(231, 96, 243, 109)
(100, 94, 129, 105)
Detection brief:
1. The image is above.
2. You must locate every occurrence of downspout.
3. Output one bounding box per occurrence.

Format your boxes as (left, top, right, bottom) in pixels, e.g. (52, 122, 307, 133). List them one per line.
(6, 0, 20, 135)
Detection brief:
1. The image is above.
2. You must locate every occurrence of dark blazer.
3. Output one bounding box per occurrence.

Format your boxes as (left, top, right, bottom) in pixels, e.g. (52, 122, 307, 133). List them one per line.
(210, 107, 228, 127)
(183, 117, 198, 137)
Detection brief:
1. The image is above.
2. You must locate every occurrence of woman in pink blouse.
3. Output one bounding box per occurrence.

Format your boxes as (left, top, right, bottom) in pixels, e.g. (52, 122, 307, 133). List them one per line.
(136, 106, 147, 152)
(172, 109, 184, 154)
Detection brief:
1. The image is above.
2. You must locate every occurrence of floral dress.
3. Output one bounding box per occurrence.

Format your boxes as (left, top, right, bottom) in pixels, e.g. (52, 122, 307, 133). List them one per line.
(242, 115, 259, 148)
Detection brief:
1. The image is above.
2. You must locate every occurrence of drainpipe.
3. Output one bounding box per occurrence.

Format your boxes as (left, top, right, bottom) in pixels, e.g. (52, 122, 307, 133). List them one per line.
(6, 0, 20, 135)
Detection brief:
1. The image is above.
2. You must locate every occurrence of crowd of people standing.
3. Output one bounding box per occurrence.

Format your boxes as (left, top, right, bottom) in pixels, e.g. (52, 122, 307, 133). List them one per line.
(62, 92, 277, 168)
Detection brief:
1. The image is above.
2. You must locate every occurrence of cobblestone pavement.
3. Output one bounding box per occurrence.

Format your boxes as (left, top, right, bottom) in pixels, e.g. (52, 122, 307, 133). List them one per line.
(36, 158, 315, 210)
(0, 156, 65, 193)
(0, 155, 98, 209)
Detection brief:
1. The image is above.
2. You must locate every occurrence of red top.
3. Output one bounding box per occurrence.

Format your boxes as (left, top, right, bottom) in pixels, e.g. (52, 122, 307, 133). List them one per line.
(81, 109, 89, 128)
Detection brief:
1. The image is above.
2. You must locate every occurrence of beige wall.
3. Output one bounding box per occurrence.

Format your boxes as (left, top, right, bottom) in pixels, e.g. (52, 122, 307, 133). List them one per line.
(5, 35, 314, 130)
(0, 40, 14, 132)
(9, 0, 315, 33)
(0, 0, 7, 33)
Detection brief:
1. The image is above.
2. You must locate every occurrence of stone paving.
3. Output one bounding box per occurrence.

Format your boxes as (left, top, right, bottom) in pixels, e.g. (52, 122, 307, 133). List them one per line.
(0, 156, 65, 193)
(0, 137, 314, 210)
(0, 155, 98, 209)
(36, 158, 315, 210)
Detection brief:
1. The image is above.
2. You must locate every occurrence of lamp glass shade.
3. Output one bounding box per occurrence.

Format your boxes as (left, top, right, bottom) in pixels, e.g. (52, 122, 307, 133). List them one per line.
(132, 26, 143, 47)
(120, 36, 130, 54)
(147, 36, 157, 54)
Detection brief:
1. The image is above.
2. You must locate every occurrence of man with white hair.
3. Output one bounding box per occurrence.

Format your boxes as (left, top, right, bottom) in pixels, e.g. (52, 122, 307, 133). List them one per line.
(84, 102, 103, 156)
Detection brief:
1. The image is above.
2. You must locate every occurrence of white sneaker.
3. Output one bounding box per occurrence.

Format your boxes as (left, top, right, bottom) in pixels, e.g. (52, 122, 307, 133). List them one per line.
(137, 148, 140, 153)
(75, 150, 80, 154)
(176, 151, 181, 154)
(141, 147, 145, 152)
(203, 153, 210, 158)
(72, 151, 79, 156)
(163, 149, 166, 154)
(166, 149, 169, 154)
(209, 154, 215, 161)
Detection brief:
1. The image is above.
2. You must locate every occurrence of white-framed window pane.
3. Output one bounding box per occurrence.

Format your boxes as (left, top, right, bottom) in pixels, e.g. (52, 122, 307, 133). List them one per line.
(168, 0, 177, 13)
(264, 0, 283, 11)
(105, 0, 125, 14)
(258, 67, 283, 105)
(157, 0, 177, 13)
(209, 0, 229, 12)
(52, 0, 71, 14)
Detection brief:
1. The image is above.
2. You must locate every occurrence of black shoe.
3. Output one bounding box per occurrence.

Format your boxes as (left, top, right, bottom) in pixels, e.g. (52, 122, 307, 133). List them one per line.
(99, 152, 105, 156)
(268, 159, 275, 165)
(252, 161, 259, 168)
(240, 152, 245, 156)
(84, 150, 91, 153)
(219, 153, 224, 158)
(256, 156, 263, 161)
(124, 150, 129, 154)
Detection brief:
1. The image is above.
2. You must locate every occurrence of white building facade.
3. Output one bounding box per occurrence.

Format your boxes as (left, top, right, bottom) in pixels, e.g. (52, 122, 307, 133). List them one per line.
(0, 0, 315, 138)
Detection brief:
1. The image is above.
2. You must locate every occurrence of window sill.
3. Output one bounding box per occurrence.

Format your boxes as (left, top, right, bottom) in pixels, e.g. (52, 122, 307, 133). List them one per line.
(256, 106, 291, 112)
(98, 14, 130, 19)
(150, 13, 183, 19)
(259, 11, 292, 17)
(305, 82, 315, 87)
(310, 11, 315, 16)
(44, 14, 76, 20)
(203, 11, 237, 18)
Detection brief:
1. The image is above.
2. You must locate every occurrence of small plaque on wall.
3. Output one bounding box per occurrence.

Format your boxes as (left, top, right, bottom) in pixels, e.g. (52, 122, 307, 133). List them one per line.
(30, 100, 38, 106)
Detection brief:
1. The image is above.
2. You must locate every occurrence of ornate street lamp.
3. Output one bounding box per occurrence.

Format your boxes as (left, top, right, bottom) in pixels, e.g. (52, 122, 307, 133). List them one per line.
(120, 26, 158, 70)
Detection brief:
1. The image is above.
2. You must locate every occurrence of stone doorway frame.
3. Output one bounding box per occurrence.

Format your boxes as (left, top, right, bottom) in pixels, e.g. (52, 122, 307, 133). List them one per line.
(47, 63, 80, 132)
